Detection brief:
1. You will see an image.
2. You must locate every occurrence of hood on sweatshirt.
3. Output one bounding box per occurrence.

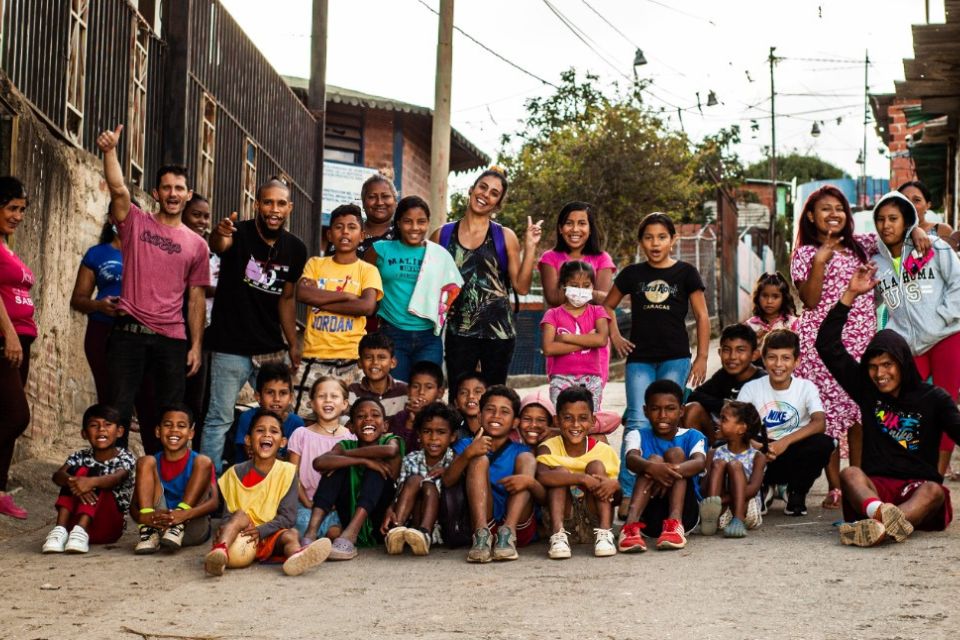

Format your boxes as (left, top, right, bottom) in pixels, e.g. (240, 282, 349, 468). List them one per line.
(861, 328, 923, 396)
(872, 191, 919, 258)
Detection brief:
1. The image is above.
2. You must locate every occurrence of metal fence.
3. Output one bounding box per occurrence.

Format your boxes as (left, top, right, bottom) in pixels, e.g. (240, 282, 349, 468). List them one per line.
(672, 226, 718, 318)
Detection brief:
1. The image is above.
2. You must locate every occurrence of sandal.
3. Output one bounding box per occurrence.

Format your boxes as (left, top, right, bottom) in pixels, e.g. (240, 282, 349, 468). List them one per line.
(821, 488, 842, 510)
(328, 536, 358, 561)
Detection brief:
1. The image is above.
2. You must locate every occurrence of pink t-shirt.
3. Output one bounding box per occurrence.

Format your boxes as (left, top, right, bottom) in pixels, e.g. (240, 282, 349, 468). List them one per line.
(286, 426, 356, 498)
(541, 304, 610, 377)
(115, 204, 210, 339)
(538, 249, 616, 280)
(0, 245, 36, 338)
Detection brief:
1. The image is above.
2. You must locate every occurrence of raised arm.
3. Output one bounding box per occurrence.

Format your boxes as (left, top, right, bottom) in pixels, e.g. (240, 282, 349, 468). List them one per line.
(210, 212, 237, 254)
(96, 125, 131, 224)
(506, 217, 543, 295)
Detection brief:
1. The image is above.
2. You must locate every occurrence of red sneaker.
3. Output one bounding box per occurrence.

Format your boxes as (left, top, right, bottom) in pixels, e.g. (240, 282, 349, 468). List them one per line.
(656, 519, 687, 550)
(0, 494, 27, 519)
(617, 522, 647, 553)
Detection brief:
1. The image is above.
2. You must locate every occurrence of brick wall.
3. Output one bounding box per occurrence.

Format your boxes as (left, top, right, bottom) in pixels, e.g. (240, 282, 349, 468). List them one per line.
(886, 99, 923, 188)
(400, 121, 431, 199)
(362, 110, 395, 177)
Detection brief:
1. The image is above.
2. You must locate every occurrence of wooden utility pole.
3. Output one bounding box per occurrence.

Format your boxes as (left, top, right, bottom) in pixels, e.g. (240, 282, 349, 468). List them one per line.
(429, 0, 454, 232)
(861, 49, 870, 209)
(309, 0, 328, 255)
(768, 46, 777, 246)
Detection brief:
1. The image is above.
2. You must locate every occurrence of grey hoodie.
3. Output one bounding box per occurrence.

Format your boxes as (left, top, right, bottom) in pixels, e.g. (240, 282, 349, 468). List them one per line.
(872, 191, 960, 355)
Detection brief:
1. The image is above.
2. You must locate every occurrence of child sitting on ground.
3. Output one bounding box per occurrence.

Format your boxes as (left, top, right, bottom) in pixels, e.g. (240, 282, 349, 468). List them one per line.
(443, 385, 537, 563)
(619, 380, 707, 553)
(205, 409, 331, 577)
(348, 332, 409, 420)
(518, 390, 557, 449)
(381, 402, 460, 555)
(536, 386, 620, 559)
(305, 398, 404, 560)
(685, 324, 767, 444)
(389, 361, 445, 454)
(699, 401, 768, 538)
(454, 371, 488, 440)
(43, 404, 137, 554)
(286, 377, 355, 538)
(234, 362, 305, 464)
(131, 404, 218, 554)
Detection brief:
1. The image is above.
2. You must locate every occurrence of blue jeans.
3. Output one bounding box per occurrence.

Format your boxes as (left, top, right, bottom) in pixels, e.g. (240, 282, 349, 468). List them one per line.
(379, 321, 443, 383)
(295, 505, 341, 538)
(619, 358, 691, 497)
(201, 352, 258, 474)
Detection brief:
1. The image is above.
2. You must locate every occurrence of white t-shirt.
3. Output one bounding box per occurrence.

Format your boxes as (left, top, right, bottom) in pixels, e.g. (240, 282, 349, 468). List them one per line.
(737, 376, 823, 441)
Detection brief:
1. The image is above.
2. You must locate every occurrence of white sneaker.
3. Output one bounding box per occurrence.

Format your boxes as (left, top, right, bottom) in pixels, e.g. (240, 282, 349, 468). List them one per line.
(593, 528, 616, 557)
(42, 526, 69, 553)
(64, 526, 90, 554)
(548, 528, 571, 560)
(745, 496, 763, 529)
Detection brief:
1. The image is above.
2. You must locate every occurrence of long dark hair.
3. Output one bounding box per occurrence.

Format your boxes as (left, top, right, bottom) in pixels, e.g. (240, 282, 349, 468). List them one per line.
(470, 166, 508, 210)
(0, 176, 27, 208)
(721, 400, 768, 453)
(751, 272, 796, 319)
(794, 185, 866, 263)
(392, 195, 431, 239)
(553, 201, 604, 256)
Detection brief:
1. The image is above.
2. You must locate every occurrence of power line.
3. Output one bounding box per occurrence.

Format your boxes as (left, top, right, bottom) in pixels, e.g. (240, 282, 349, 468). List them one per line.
(640, 0, 716, 26)
(415, 0, 557, 88)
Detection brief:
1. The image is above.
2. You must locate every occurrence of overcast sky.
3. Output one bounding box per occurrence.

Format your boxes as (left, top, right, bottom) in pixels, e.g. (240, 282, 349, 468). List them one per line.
(220, 0, 942, 191)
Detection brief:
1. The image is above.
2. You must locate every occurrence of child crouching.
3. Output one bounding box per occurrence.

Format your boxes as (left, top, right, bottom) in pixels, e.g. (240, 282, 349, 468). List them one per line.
(536, 386, 620, 559)
(205, 409, 331, 577)
(43, 404, 136, 554)
(382, 402, 459, 555)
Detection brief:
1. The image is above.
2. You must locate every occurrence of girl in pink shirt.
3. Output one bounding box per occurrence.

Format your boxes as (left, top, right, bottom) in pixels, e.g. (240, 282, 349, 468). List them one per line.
(541, 261, 610, 409)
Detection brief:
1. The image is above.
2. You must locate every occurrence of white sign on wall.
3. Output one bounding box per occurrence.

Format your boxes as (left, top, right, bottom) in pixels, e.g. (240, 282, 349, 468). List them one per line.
(321, 162, 380, 225)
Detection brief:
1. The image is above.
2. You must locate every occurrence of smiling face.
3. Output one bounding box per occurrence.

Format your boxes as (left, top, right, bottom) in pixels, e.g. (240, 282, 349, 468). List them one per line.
(258, 379, 293, 418)
(309, 380, 348, 424)
(418, 417, 454, 462)
(83, 415, 123, 451)
(867, 352, 902, 396)
(456, 378, 486, 419)
(874, 203, 908, 249)
(245, 415, 286, 461)
(256, 185, 292, 240)
(720, 338, 757, 377)
(183, 199, 211, 237)
(363, 180, 397, 226)
(408, 373, 443, 415)
(518, 405, 552, 446)
(559, 209, 590, 252)
(480, 394, 518, 439)
(0, 198, 27, 236)
(900, 185, 929, 221)
(639, 222, 675, 266)
(468, 176, 505, 216)
(153, 172, 192, 217)
(360, 348, 395, 384)
(762, 347, 798, 386)
(643, 393, 683, 439)
(326, 214, 362, 254)
(156, 410, 194, 454)
(808, 195, 847, 239)
(397, 206, 430, 246)
(556, 400, 593, 448)
(351, 401, 386, 444)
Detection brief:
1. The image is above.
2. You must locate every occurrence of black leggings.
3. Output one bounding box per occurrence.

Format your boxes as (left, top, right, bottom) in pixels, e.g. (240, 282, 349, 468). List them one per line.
(313, 466, 393, 540)
(765, 433, 835, 495)
(0, 336, 31, 491)
(444, 333, 516, 401)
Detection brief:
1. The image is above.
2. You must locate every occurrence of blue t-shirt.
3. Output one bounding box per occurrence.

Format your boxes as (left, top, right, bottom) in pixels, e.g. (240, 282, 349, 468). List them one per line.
(453, 437, 532, 521)
(81, 242, 123, 324)
(625, 427, 708, 499)
(234, 408, 305, 463)
(374, 239, 431, 331)
(154, 449, 198, 508)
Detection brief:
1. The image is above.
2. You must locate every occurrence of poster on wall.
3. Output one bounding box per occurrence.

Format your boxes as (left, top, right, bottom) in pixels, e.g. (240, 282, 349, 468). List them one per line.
(321, 162, 380, 226)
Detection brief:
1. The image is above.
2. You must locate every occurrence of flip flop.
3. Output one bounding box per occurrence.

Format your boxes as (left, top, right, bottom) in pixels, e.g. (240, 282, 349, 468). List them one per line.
(328, 536, 358, 561)
(821, 488, 842, 510)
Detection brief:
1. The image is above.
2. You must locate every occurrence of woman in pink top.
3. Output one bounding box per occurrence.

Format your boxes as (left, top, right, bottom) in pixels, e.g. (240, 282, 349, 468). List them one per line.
(0, 177, 36, 519)
(538, 202, 617, 383)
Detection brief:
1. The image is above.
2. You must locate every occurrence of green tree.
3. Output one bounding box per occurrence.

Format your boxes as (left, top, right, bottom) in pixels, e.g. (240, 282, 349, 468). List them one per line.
(744, 152, 847, 184)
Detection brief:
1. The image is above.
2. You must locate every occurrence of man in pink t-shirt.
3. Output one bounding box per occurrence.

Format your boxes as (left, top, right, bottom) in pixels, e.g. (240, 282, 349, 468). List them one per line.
(97, 125, 209, 454)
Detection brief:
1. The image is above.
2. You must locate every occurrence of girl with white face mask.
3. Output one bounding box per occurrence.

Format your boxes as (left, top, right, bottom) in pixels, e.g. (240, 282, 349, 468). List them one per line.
(540, 261, 610, 410)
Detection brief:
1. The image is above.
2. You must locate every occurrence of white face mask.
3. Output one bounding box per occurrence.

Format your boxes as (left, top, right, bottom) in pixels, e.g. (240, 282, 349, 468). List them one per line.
(564, 286, 593, 308)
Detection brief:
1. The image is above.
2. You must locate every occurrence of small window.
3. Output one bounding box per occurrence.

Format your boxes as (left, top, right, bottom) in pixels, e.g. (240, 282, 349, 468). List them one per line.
(241, 139, 257, 220)
(196, 93, 216, 203)
(324, 111, 362, 164)
(65, 0, 90, 145)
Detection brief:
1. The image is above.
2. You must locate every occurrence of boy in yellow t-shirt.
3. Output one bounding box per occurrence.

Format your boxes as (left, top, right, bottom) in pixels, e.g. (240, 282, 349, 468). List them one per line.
(536, 386, 620, 560)
(293, 204, 383, 418)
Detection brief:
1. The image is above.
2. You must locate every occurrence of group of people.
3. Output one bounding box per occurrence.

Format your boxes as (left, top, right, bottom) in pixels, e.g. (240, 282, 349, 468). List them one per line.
(0, 121, 957, 577)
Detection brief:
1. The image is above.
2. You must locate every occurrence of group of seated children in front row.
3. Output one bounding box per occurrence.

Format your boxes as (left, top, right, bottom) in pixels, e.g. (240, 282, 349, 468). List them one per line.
(41, 299, 960, 573)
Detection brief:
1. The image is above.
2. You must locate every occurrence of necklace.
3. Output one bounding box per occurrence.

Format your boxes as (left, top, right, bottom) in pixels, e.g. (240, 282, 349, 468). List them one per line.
(318, 424, 340, 435)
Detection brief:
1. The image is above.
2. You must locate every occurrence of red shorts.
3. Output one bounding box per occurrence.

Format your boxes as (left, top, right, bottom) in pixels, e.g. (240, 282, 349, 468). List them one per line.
(255, 529, 289, 563)
(843, 476, 953, 531)
(489, 514, 537, 547)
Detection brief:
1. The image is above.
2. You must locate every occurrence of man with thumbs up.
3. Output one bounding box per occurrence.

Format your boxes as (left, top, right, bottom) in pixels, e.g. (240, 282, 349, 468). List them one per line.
(200, 177, 307, 473)
(97, 125, 210, 453)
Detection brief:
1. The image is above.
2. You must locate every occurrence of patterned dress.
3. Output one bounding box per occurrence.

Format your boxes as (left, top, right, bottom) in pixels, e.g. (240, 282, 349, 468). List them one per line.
(791, 233, 878, 457)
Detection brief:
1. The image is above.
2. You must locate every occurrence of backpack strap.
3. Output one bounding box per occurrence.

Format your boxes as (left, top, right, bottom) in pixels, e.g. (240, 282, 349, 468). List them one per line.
(439, 221, 457, 249)
(489, 221, 509, 278)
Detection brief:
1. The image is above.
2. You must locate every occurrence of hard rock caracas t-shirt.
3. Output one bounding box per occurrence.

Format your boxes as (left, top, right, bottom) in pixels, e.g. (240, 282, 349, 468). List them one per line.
(204, 220, 306, 356)
(737, 375, 824, 441)
(613, 261, 704, 363)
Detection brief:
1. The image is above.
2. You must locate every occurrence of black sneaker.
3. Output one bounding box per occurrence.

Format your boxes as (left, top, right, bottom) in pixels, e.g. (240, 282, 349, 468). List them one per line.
(784, 492, 808, 516)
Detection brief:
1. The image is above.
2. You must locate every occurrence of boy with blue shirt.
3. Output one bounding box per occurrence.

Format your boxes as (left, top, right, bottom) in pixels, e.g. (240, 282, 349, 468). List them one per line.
(234, 362, 304, 465)
(443, 385, 536, 563)
(619, 380, 707, 552)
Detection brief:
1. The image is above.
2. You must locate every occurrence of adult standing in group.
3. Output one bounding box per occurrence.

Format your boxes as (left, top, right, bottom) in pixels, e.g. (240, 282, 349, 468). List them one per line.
(201, 177, 306, 474)
(0, 177, 35, 519)
(898, 180, 956, 249)
(431, 167, 542, 391)
(325, 173, 398, 258)
(98, 125, 210, 455)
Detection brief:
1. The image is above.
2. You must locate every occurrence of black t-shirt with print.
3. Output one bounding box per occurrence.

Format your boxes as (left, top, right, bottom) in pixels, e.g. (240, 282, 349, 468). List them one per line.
(204, 220, 307, 356)
(614, 260, 705, 363)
